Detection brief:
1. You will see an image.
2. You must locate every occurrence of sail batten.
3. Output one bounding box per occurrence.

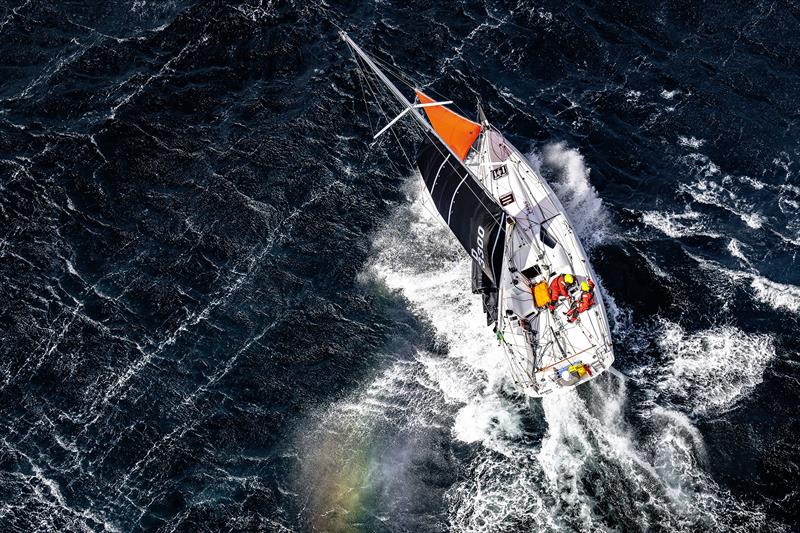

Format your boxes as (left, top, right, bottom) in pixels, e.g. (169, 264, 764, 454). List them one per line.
(417, 137, 506, 286)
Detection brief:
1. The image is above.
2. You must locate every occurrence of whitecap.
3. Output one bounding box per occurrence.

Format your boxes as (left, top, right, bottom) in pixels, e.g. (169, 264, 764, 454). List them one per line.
(680, 178, 767, 231)
(689, 253, 800, 315)
(300, 167, 770, 531)
(640, 210, 720, 238)
(453, 397, 523, 445)
(750, 276, 800, 313)
(740, 212, 765, 229)
(678, 136, 705, 149)
(648, 320, 775, 416)
(726, 238, 754, 269)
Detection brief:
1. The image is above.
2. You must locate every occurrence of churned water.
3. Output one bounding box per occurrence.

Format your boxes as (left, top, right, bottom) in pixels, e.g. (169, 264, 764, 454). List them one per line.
(1, 1, 798, 531)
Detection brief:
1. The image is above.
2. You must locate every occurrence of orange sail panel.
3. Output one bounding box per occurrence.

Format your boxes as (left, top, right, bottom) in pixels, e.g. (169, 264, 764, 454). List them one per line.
(416, 91, 481, 160)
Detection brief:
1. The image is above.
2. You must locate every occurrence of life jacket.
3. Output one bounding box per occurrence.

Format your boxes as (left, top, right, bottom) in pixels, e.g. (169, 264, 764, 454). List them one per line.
(548, 274, 572, 301)
(577, 279, 596, 313)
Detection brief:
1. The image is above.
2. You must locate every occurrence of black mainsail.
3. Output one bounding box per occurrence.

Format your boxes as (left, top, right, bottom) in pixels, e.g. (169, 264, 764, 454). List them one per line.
(417, 137, 507, 286)
(342, 30, 616, 397)
(340, 31, 507, 289)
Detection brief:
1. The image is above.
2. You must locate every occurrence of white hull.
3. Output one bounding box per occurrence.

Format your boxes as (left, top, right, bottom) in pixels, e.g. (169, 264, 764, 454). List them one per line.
(467, 128, 614, 397)
(340, 31, 614, 397)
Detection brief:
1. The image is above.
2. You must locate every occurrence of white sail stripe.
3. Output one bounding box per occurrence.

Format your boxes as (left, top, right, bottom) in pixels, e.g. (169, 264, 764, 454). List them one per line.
(429, 154, 450, 195)
(447, 173, 470, 225)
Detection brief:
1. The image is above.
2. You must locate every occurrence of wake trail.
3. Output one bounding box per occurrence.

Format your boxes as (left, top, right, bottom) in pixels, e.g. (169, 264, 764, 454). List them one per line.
(299, 144, 773, 531)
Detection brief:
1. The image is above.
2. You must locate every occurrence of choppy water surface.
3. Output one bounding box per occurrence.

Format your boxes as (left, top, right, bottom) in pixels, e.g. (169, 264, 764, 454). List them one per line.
(1, 1, 798, 531)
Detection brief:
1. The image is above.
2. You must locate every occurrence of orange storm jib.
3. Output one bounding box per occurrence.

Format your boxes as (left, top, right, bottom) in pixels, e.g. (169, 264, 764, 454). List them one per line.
(415, 90, 481, 160)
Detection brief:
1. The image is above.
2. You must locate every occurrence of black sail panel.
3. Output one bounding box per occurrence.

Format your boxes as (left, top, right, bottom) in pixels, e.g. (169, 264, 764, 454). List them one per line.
(416, 138, 506, 286)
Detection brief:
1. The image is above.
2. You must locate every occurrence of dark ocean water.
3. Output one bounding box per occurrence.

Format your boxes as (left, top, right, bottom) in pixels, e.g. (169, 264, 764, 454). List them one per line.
(1, 0, 799, 531)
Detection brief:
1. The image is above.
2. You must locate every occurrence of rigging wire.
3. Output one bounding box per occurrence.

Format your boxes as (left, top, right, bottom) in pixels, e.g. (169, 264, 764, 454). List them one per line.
(350, 43, 492, 233)
(369, 52, 474, 118)
(345, 40, 506, 229)
(350, 47, 454, 233)
(354, 61, 376, 138)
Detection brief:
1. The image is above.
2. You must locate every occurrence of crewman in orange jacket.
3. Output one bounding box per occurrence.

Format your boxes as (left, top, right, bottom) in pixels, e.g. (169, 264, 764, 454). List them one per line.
(547, 273, 575, 311)
(567, 279, 595, 322)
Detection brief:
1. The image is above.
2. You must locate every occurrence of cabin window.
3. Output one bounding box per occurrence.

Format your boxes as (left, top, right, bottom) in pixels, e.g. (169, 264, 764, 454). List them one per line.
(521, 265, 541, 279)
(540, 226, 557, 248)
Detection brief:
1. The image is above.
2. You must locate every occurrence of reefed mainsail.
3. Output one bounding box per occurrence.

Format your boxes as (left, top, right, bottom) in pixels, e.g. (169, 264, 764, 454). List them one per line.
(416, 136, 507, 286)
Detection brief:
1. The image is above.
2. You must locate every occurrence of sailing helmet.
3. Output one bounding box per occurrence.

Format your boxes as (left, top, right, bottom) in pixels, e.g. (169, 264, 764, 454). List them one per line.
(564, 273, 574, 284)
(581, 281, 590, 292)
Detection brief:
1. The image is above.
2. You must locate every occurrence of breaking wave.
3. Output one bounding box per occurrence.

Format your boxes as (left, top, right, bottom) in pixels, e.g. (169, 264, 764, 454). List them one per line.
(681, 177, 767, 229)
(750, 277, 800, 313)
(527, 142, 630, 336)
(690, 252, 800, 315)
(678, 150, 800, 246)
(640, 209, 721, 239)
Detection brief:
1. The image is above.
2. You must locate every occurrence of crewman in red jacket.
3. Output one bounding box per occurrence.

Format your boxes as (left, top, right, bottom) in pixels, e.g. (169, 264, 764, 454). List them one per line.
(567, 279, 595, 322)
(547, 273, 575, 311)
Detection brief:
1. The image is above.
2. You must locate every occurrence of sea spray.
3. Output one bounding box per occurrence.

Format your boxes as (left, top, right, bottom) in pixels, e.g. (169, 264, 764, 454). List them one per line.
(628, 319, 777, 416)
(531, 142, 611, 250)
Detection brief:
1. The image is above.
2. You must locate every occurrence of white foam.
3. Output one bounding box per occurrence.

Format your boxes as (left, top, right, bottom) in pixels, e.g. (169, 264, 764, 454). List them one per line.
(641, 210, 720, 238)
(536, 377, 745, 530)
(65, 259, 80, 277)
(300, 164, 769, 530)
(726, 238, 749, 264)
(453, 397, 523, 445)
(680, 178, 768, 231)
(537, 392, 598, 527)
(738, 175, 766, 190)
(355, 181, 552, 529)
(649, 320, 775, 416)
(683, 154, 720, 176)
(678, 136, 705, 149)
(447, 450, 550, 532)
(750, 276, 800, 313)
(368, 181, 756, 530)
(690, 253, 800, 315)
(531, 142, 611, 249)
(625, 89, 642, 103)
(778, 196, 799, 212)
(294, 180, 552, 529)
(740, 212, 765, 229)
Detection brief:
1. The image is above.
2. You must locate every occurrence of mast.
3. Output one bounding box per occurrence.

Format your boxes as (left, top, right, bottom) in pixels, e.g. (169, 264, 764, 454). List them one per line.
(342, 31, 510, 286)
(477, 99, 488, 128)
(340, 31, 474, 169)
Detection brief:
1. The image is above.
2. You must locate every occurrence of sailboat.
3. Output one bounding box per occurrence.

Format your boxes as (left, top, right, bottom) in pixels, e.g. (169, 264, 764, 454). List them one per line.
(342, 32, 614, 396)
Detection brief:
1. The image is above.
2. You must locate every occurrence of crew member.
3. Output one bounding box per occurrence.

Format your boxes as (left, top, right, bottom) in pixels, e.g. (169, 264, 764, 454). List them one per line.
(548, 273, 575, 311)
(567, 279, 595, 322)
